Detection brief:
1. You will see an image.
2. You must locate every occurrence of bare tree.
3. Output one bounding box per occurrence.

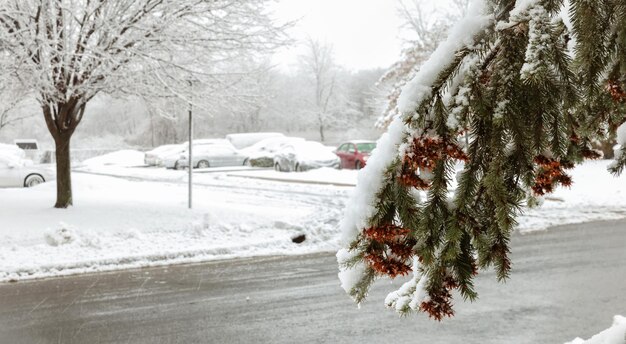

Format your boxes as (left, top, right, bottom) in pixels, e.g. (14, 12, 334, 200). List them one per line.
(300, 38, 338, 142)
(376, 0, 469, 128)
(0, 0, 287, 208)
(0, 73, 36, 134)
(0, 96, 35, 135)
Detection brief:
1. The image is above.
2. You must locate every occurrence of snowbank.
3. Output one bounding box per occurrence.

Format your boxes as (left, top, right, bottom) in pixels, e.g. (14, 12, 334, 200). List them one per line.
(0, 173, 346, 281)
(1, 159, 625, 282)
(566, 316, 626, 344)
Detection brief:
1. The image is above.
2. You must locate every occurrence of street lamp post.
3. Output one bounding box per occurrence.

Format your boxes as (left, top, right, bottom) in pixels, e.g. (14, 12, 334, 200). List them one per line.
(188, 88, 193, 209)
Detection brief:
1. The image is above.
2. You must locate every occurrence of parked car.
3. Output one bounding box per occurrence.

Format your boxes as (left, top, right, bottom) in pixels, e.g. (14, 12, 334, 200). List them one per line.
(273, 141, 340, 172)
(0, 153, 55, 188)
(240, 136, 305, 167)
(335, 140, 376, 170)
(144, 144, 184, 166)
(161, 139, 237, 169)
(175, 144, 249, 169)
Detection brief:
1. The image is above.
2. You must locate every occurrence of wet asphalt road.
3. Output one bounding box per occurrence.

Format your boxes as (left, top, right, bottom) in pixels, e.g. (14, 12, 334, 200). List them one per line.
(0, 219, 625, 344)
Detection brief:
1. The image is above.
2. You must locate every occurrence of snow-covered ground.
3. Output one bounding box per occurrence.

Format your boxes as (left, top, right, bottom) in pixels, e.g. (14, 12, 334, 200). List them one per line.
(566, 315, 626, 344)
(0, 158, 625, 282)
(518, 160, 626, 232)
(227, 167, 357, 186)
(0, 172, 348, 282)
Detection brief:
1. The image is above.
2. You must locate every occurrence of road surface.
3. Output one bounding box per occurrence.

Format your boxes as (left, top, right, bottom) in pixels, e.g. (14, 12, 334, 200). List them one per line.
(1, 219, 625, 344)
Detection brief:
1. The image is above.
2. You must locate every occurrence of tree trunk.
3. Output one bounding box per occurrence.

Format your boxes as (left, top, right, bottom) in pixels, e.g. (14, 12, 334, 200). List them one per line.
(42, 100, 84, 209)
(318, 113, 325, 142)
(54, 134, 73, 208)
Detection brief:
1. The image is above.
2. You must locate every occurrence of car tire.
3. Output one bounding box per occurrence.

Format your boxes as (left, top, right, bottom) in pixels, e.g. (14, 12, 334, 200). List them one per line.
(274, 163, 281, 172)
(24, 174, 44, 187)
(197, 160, 210, 169)
(355, 161, 362, 170)
(295, 163, 302, 172)
(174, 161, 182, 170)
(243, 159, 250, 167)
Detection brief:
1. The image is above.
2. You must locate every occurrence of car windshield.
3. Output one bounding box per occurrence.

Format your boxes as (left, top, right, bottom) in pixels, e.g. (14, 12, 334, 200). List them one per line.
(356, 142, 376, 153)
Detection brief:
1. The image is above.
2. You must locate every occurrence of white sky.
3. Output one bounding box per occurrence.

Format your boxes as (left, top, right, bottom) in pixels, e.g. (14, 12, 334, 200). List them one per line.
(271, 0, 406, 72)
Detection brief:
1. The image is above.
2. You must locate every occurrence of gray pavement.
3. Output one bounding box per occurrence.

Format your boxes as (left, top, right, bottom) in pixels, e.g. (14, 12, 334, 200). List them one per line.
(1, 219, 625, 344)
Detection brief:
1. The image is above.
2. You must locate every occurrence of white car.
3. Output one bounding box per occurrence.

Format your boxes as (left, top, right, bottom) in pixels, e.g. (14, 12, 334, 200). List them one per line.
(0, 153, 55, 187)
(240, 136, 305, 167)
(273, 141, 340, 172)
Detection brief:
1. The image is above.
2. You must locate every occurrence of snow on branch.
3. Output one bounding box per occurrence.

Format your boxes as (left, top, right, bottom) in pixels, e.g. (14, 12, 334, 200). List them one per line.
(0, 0, 289, 111)
(338, 0, 492, 301)
(336, 0, 588, 321)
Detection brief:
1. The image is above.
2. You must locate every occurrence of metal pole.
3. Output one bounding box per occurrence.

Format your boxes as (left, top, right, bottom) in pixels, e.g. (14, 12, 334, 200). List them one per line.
(188, 100, 193, 209)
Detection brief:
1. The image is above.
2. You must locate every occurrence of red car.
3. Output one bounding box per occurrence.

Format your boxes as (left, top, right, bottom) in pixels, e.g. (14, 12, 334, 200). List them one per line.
(334, 140, 376, 170)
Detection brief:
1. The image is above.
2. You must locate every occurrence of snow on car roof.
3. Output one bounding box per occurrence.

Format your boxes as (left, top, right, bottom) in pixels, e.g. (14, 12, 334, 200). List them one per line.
(146, 144, 183, 155)
(179, 139, 237, 151)
(288, 140, 326, 148)
(0, 151, 25, 165)
(344, 139, 376, 144)
(279, 141, 337, 161)
(0, 143, 26, 160)
(82, 150, 145, 167)
(0, 143, 21, 151)
(243, 136, 304, 151)
(225, 132, 285, 149)
(194, 139, 231, 144)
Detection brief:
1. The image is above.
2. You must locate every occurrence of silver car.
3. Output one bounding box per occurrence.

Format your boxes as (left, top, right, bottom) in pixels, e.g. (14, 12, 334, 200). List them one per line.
(162, 140, 239, 169)
(176, 145, 249, 169)
(144, 144, 185, 166)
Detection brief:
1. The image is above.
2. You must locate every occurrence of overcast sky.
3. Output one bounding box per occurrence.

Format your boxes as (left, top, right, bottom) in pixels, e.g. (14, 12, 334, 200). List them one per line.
(271, 0, 406, 72)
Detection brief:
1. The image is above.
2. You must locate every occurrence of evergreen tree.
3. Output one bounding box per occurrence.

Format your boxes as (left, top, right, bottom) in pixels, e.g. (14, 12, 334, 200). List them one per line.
(338, 0, 626, 320)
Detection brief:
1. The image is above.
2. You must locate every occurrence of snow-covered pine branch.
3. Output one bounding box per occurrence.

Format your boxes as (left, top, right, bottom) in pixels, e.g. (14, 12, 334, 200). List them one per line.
(338, 0, 626, 320)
